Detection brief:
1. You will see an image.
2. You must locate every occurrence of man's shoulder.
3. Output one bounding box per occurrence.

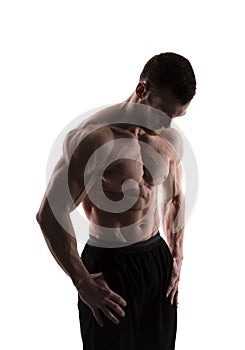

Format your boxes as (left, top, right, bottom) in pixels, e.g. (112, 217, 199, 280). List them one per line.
(159, 127, 184, 160)
(63, 107, 119, 163)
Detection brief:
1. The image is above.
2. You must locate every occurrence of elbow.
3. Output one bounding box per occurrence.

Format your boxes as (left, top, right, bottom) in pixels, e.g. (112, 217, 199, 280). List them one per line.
(36, 208, 51, 226)
(173, 192, 184, 203)
(172, 192, 185, 209)
(36, 210, 44, 225)
(36, 198, 52, 226)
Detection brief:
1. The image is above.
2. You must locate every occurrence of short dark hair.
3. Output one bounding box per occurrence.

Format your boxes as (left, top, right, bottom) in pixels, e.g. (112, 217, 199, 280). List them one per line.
(140, 52, 196, 105)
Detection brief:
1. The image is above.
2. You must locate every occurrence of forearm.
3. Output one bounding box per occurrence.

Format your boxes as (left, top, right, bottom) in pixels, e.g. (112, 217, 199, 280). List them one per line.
(166, 224, 184, 260)
(36, 206, 89, 289)
(162, 194, 185, 259)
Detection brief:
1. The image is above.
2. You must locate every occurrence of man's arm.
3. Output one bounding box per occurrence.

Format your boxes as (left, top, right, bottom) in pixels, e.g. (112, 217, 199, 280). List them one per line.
(161, 136, 185, 307)
(36, 130, 92, 287)
(36, 128, 127, 326)
(162, 157, 185, 260)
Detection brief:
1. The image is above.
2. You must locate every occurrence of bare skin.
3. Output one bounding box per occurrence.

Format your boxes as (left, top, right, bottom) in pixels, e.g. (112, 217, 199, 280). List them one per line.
(36, 81, 190, 327)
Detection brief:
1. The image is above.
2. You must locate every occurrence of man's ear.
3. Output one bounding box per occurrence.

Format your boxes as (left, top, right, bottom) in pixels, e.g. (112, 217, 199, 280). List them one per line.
(135, 81, 148, 99)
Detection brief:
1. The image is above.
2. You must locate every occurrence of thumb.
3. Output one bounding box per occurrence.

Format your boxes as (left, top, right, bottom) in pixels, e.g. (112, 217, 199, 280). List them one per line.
(91, 272, 104, 278)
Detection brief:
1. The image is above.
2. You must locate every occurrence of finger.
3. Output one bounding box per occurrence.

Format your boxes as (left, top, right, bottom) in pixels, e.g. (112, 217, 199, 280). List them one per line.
(170, 291, 175, 305)
(92, 308, 104, 327)
(167, 288, 174, 304)
(94, 272, 104, 278)
(175, 291, 179, 308)
(166, 287, 172, 298)
(104, 297, 126, 317)
(166, 274, 178, 297)
(166, 281, 175, 297)
(166, 281, 176, 303)
(170, 287, 178, 305)
(108, 290, 127, 307)
(100, 306, 120, 325)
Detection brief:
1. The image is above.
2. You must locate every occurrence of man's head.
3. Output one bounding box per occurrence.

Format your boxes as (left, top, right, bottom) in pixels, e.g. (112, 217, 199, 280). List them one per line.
(135, 52, 196, 118)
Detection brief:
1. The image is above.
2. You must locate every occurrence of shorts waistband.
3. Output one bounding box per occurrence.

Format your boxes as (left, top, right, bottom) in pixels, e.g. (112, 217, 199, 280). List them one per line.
(86, 231, 162, 251)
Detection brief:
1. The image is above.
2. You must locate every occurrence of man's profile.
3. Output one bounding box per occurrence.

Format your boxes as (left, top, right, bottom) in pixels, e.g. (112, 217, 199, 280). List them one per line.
(36, 52, 196, 349)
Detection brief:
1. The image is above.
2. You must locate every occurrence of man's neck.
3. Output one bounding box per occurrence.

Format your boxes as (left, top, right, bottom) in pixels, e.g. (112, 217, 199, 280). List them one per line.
(124, 92, 172, 128)
(124, 92, 141, 104)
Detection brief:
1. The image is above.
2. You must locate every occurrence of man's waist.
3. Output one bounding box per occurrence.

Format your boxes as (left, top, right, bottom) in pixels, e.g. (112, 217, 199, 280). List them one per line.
(87, 228, 160, 248)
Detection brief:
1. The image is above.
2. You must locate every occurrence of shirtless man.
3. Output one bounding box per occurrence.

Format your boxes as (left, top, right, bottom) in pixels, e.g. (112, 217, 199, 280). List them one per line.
(36, 52, 196, 350)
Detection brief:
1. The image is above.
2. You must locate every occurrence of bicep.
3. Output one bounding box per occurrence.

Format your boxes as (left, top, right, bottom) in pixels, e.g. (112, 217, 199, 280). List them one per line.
(161, 127, 184, 201)
(39, 131, 88, 216)
(162, 157, 184, 203)
(172, 159, 184, 199)
(39, 154, 84, 218)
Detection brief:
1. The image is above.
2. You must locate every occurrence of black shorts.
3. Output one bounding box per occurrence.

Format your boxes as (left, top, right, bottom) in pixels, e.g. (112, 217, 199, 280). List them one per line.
(77, 231, 177, 350)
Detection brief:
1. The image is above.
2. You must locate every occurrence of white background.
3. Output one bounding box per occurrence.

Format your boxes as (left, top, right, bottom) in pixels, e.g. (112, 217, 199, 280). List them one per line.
(1, 0, 244, 349)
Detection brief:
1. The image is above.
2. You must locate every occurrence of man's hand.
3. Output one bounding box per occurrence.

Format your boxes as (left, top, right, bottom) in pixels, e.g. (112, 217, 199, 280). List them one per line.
(166, 257, 183, 308)
(77, 272, 127, 327)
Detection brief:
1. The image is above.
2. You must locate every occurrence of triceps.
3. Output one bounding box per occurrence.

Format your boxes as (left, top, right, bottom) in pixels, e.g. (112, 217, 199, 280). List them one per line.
(161, 159, 185, 237)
